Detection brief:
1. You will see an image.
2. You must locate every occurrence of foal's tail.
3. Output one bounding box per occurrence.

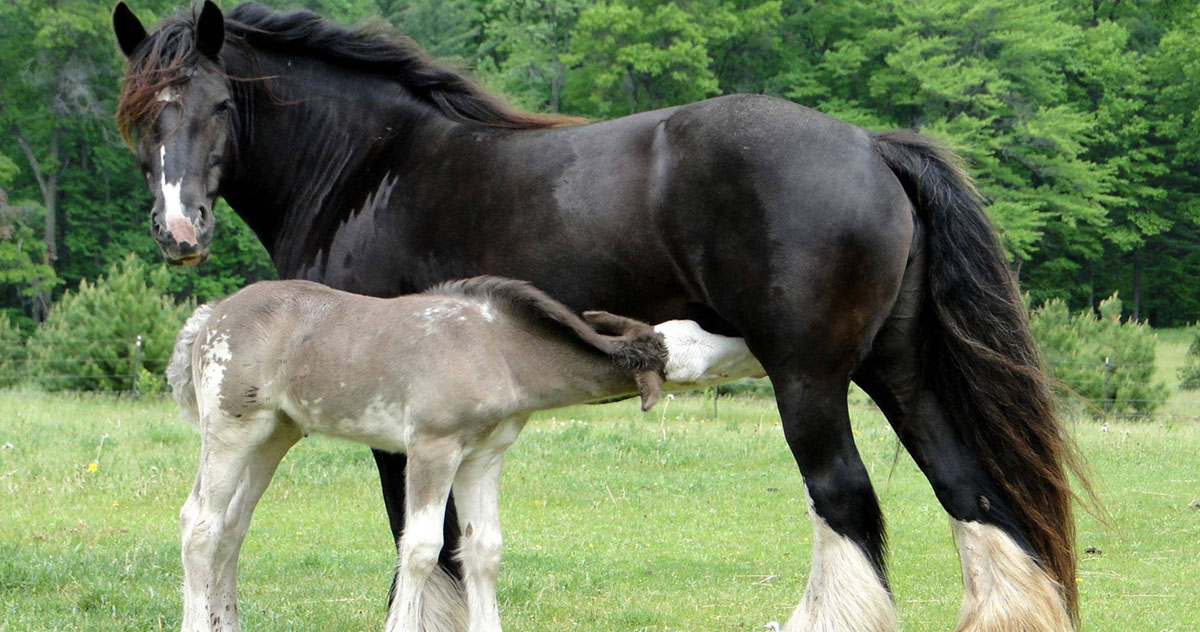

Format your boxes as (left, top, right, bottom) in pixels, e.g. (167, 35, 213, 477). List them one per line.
(166, 302, 214, 427)
(872, 131, 1086, 620)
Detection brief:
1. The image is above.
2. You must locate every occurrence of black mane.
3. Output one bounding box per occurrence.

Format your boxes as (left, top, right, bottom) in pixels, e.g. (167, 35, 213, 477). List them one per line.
(118, 1, 579, 139)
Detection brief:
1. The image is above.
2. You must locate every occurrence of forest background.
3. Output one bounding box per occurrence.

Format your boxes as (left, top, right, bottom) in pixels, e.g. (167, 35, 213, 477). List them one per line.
(2, 0, 1199, 329)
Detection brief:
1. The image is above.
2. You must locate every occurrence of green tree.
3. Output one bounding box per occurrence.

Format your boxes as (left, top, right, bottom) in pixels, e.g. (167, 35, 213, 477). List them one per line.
(0, 310, 24, 388)
(873, 0, 1115, 263)
(562, 1, 723, 117)
(1180, 328, 1200, 391)
(1030, 293, 1166, 415)
(28, 253, 192, 392)
(0, 151, 59, 322)
(0, 0, 126, 316)
(478, 0, 588, 112)
(382, 0, 485, 62)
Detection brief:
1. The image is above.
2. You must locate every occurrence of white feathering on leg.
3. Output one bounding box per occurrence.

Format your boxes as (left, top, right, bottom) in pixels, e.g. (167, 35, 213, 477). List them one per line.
(782, 490, 898, 632)
(952, 520, 1074, 632)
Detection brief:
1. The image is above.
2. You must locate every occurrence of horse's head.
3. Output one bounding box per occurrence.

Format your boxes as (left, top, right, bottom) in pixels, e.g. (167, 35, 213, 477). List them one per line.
(113, 1, 232, 266)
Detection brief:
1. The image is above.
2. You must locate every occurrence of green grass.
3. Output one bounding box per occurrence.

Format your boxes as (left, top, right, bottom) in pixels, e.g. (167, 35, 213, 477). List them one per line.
(1, 382, 1198, 630)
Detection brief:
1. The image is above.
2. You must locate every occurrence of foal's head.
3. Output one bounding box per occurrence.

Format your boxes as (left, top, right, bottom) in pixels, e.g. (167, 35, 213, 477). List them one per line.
(582, 311, 668, 411)
(114, 1, 232, 265)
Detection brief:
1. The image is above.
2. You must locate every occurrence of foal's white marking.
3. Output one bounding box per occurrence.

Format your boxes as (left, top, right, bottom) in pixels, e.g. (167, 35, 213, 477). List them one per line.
(159, 145, 197, 244)
(155, 87, 178, 102)
(781, 489, 897, 632)
(197, 329, 232, 418)
(952, 520, 1073, 632)
(654, 320, 764, 387)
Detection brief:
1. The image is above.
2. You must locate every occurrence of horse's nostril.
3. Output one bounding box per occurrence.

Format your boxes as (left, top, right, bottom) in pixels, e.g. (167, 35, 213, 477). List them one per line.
(198, 204, 209, 219)
(153, 220, 165, 236)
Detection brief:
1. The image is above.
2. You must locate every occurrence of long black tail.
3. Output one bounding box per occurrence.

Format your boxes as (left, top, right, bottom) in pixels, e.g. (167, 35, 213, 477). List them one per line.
(872, 130, 1083, 620)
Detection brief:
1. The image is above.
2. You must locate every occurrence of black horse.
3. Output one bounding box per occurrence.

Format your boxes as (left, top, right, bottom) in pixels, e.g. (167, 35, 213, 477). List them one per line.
(114, 3, 1083, 631)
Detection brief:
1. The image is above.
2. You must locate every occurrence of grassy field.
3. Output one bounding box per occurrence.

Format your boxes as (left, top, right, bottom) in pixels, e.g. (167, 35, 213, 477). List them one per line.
(1, 333, 1198, 631)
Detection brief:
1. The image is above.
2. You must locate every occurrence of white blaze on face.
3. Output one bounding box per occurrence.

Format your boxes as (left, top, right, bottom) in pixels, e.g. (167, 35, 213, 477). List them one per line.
(159, 145, 198, 245)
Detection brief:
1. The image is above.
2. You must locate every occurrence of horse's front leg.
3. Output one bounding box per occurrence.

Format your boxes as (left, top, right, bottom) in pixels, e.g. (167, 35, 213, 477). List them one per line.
(385, 435, 464, 632)
(181, 414, 286, 632)
(452, 427, 520, 632)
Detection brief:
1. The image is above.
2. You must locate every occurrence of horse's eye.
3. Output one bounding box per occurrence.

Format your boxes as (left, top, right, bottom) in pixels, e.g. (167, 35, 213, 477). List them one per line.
(213, 100, 232, 116)
(208, 154, 223, 168)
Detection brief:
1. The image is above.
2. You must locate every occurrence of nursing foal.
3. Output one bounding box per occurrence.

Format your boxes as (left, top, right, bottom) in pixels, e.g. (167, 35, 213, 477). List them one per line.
(166, 277, 667, 632)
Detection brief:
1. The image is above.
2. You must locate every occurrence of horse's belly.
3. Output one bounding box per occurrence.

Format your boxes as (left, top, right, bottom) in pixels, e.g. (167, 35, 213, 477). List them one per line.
(654, 320, 765, 391)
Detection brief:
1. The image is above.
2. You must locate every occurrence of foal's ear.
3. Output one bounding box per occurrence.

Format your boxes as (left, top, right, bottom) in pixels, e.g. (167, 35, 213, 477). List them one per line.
(636, 370, 664, 412)
(195, 0, 225, 60)
(582, 310, 634, 336)
(113, 2, 147, 58)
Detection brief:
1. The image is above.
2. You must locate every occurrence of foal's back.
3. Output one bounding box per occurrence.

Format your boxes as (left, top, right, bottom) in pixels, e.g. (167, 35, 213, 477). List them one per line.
(186, 279, 653, 453)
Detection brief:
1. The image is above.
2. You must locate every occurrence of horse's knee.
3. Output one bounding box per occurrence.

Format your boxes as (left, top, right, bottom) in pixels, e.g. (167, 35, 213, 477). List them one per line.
(402, 533, 444, 578)
(182, 514, 219, 551)
(459, 525, 503, 578)
(180, 494, 200, 532)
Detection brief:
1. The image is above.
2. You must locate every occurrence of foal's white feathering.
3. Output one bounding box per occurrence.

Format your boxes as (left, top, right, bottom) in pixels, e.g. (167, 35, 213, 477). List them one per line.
(167, 303, 214, 426)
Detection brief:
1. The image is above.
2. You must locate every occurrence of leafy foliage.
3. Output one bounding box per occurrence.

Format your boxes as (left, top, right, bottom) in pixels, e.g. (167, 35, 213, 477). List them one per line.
(1030, 293, 1167, 415)
(0, 311, 23, 388)
(26, 254, 192, 392)
(1179, 328, 1200, 392)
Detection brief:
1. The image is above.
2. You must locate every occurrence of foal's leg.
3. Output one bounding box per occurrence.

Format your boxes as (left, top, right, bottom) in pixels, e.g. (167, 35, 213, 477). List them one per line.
(209, 420, 301, 631)
(452, 438, 516, 632)
(385, 435, 465, 632)
(180, 414, 283, 632)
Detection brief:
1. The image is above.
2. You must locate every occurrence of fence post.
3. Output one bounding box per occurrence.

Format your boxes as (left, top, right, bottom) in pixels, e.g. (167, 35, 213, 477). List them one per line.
(1100, 356, 1111, 415)
(132, 335, 143, 400)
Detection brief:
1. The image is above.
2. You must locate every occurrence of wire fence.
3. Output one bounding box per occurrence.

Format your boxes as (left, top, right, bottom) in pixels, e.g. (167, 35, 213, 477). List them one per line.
(0, 336, 167, 400)
(1, 336, 1197, 420)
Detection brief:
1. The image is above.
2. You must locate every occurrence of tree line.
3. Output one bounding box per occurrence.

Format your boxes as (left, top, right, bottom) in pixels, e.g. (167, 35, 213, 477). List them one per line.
(2, 0, 1198, 330)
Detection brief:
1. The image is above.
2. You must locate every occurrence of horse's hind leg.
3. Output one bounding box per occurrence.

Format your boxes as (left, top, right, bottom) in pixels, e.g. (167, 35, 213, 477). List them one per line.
(181, 410, 291, 632)
(855, 319, 1074, 631)
(766, 372, 898, 632)
(385, 434, 466, 632)
(210, 418, 301, 631)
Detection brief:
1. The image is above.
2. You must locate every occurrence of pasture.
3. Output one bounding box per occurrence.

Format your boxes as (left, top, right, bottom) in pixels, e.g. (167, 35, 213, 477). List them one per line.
(1, 336, 1198, 632)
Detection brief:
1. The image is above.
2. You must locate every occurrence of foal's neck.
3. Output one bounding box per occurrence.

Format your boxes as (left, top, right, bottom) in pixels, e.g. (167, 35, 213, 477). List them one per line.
(219, 48, 460, 276)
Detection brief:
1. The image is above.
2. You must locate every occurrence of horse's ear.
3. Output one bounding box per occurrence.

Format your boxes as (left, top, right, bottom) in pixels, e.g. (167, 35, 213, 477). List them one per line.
(113, 2, 147, 58)
(195, 0, 225, 60)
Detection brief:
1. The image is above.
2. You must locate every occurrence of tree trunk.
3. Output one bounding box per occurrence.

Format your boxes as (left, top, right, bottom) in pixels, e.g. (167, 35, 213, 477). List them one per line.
(1131, 249, 1142, 322)
(13, 126, 59, 322)
(1088, 262, 1095, 310)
